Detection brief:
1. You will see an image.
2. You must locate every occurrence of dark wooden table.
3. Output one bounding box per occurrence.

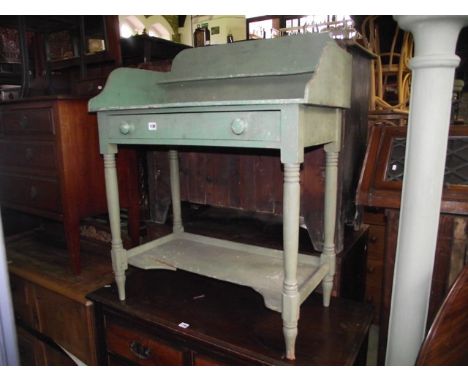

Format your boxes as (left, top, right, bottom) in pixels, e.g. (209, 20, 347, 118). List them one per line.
(88, 267, 373, 366)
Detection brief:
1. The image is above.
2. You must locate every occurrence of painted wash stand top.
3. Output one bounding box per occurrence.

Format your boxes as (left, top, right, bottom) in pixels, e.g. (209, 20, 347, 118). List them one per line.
(89, 34, 352, 360)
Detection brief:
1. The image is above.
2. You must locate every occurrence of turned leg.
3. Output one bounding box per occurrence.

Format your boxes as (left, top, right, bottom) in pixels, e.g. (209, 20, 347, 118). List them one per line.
(282, 163, 301, 360)
(321, 146, 339, 307)
(104, 153, 127, 300)
(168, 150, 184, 233)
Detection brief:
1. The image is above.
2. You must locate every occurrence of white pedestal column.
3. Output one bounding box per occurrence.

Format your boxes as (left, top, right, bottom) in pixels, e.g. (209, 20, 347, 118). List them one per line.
(387, 16, 468, 365)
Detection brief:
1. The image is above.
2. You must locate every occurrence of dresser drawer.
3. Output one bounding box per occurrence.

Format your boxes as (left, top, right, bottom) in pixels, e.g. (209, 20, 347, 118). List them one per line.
(105, 316, 187, 365)
(0, 140, 57, 173)
(9, 274, 37, 329)
(1, 107, 55, 137)
(107, 111, 281, 147)
(0, 173, 61, 213)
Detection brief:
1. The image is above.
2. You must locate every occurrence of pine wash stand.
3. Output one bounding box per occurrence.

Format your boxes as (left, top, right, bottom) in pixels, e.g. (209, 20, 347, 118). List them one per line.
(89, 34, 352, 360)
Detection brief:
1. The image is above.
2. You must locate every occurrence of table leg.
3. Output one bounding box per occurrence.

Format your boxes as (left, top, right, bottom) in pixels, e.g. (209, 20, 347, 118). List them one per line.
(321, 146, 339, 307)
(168, 150, 184, 233)
(104, 153, 127, 300)
(282, 163, 301, 360)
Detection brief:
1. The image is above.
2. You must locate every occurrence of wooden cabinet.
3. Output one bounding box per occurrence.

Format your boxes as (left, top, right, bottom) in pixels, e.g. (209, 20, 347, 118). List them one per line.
(356, 117, 468, 363)
(89, 268, 373, 366)
(7, 231, 115, 365)
(361, 210, 386, 323)
(0, 97, 140, 273)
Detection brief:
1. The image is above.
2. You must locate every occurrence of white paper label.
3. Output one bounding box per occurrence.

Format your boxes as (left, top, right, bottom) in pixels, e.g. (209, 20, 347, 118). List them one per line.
(148, 122, 157, 131)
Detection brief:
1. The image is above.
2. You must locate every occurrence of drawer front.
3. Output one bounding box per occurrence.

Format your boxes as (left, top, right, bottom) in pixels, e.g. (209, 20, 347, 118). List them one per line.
(9, 275, 37, 329)
(107, 111, 281, 146)
(34, 284, 96, 365)
(105, 316, 186, 365)
(1, 107, 55, 136)
(0, 140, 57, 173)
(0, 173, 61, 213)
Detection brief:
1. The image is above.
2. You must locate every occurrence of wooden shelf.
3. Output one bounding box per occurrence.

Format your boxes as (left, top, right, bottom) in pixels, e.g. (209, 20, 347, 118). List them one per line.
(127, 231, 329, 313)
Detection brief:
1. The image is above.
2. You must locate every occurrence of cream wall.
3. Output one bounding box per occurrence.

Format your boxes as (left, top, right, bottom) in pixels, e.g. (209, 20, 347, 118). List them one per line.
(179, 15, 246, 46)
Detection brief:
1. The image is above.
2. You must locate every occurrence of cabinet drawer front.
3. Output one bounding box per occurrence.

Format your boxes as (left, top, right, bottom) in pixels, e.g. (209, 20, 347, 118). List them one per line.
(107, 111, 281, 147)
(9, 275, 37, 329)
(0, 140, 57, 173)
(34, 284, 96, 365)
(105, 316, 186, 365)
(1, 107, 55, 136)
(0, 173, 61, 213)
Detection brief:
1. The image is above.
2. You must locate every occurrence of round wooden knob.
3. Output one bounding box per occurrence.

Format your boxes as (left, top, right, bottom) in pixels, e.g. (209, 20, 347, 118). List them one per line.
(231, 118, 247, 135)
(119, 122, 134, 135)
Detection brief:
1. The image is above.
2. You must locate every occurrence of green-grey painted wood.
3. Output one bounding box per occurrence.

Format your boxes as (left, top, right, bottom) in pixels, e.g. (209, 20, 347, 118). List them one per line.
(89, 33, 353, 360)
(103, 153, 127, 300)
(281, 163, 301, 360)
(96, 104, 342, 169)
(321, 119, 342, 307)
(165, 34, 332, 81)
(125, 231, 323, 313)
(88, 34, 352, 112)
(168, 150, 184, 233)
(106, 110, 281, 144)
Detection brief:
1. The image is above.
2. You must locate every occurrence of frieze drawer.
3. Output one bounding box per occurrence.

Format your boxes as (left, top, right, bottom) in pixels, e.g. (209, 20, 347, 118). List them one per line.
(0, 140, 57, 174)
(1, 107, 55, 136)
(0, 173, 61, 213)
(107, 111, 281, 147)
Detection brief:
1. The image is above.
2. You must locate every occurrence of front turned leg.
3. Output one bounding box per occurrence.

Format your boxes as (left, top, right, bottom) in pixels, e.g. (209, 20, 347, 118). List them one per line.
(104, 153, 128, 300)
(321, 146, 339, 307)
(168, 150, 184, 233)
(282, 163, 301, 360)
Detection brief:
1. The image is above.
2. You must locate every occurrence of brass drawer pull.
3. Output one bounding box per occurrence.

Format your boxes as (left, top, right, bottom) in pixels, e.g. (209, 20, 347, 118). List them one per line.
(129, 340, 151, 360)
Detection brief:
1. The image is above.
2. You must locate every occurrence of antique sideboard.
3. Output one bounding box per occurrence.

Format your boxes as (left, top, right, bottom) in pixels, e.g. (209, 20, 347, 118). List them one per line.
(89, 34, 352, 359)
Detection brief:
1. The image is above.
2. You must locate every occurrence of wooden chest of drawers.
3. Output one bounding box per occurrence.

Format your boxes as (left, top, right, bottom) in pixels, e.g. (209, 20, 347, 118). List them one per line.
(89, 268, 373, 366)
(7, 231, 115, 365)
(0, 97, 140, 273)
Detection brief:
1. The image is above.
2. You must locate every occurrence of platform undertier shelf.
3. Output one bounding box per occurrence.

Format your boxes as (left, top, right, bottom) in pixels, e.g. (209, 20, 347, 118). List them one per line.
(127, 232, 329, 312)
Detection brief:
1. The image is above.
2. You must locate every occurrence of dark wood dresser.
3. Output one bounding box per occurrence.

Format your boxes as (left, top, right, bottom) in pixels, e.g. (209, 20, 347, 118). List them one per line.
(7, 231, 114, 365)
(0, 96, 140, 273)
(88, 268, 373, 366)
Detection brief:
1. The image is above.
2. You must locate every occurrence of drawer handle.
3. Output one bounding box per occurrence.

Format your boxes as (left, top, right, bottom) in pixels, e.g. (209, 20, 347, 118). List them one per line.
(30, 186, 38, 200)
(129, 340, 151, 360)
(119, 122, 134, 135)
(231, 118, 247, 135)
